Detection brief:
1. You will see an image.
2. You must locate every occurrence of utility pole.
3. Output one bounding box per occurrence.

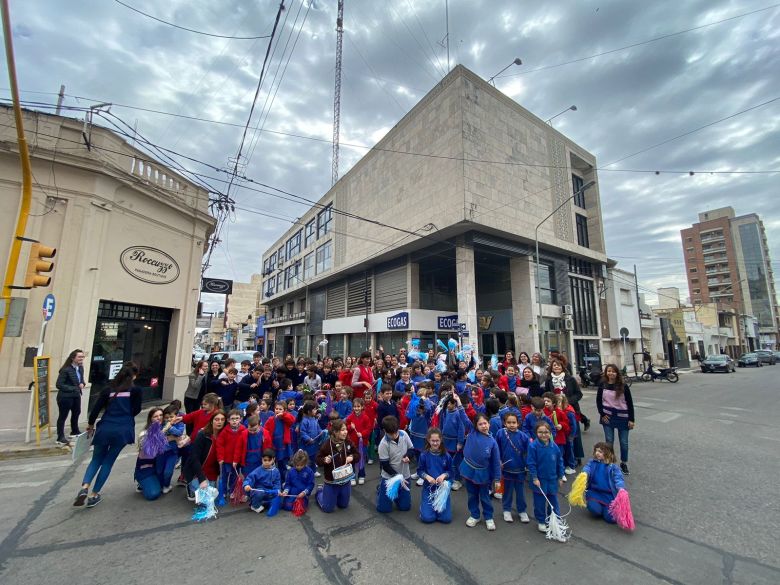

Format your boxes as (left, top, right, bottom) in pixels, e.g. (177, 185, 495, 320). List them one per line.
(633, 264, 646, 355)
(331, 0, 344, 186)
(55, 84, 65, 115)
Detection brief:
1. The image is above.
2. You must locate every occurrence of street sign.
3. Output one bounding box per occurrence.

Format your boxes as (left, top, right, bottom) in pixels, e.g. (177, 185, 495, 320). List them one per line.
(201, 278, 233, 294)
(42, 294, 55, 321)
(459, 323, 467, 332)
(460, 330, 470, 337)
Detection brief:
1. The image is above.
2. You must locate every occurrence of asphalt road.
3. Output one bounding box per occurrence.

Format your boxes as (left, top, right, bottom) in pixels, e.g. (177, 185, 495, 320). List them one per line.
(0, 366, 778, 585)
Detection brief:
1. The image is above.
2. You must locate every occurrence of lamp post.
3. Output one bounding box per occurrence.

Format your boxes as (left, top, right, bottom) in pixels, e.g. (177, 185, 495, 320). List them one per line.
(488, 57, 522, 86)
(546, 105, 577, 126)
(535, 180, 595, 352)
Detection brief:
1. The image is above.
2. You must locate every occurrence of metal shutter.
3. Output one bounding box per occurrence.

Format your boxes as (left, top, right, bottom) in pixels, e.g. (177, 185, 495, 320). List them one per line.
(374, 266, 407, 312)
(326, 283, 346, 319)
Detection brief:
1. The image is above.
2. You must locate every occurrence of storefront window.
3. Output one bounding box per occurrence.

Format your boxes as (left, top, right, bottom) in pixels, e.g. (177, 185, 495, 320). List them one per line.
(327, 334, 344, 359)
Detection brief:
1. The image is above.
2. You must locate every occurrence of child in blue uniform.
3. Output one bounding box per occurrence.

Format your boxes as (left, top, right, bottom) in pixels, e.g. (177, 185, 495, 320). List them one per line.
(243, 449, 282, 514)
(281, 449, 316, 512)
(406, 390, 433, 485)
(496, 412, 530, 523)
(522, 397, 555, 439)
(244, 415, 270, 476)
(460, 413, 501, 531)
(332, 383, 353, 419)
(486, 398, 503, 437)
(583, 442, 626, 524)
(417, 428, 453, 524)
(438, 389, 471, 490)
(298, 401, 326, 475)
(527, 421, 564, 533)
(158, 404, 185, 493)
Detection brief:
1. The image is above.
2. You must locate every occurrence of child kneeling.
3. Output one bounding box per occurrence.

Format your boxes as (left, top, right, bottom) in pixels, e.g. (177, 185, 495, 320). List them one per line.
(315, 420, 360, 512)
(282, 449, 316, 512)
(583, 442, 627, 524)
(376, 415, 414, 513)
(243, 449, 281, 514)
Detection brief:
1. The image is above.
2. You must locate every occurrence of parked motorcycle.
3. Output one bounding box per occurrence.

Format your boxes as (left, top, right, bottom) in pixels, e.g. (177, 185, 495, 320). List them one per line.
(577, 366, 603, 388)
(641, 365, 679, 383)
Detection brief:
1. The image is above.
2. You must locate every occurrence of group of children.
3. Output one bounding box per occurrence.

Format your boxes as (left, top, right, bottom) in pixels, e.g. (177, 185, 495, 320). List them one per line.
(133, 350, 631, 536)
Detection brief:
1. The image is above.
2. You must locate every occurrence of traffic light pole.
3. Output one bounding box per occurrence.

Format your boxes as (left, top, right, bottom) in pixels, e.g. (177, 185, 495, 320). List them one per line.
(0, 0, 33, 352)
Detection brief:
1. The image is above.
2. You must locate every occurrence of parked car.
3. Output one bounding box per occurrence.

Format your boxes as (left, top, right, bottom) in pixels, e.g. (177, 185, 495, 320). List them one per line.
(737, 353, 762, 367)
(700, 355, 735, 373)
(206, 351, 256, 367)
(754, 350, 777, 365)
(773, 351, 780, 362)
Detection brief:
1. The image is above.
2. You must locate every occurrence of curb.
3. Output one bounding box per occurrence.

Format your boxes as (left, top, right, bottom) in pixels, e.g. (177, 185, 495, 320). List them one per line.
(0, 446, 69, 461)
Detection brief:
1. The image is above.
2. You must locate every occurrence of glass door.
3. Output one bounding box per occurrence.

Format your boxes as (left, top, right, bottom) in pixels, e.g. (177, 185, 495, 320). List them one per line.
(89, 320, 127, 409)
(129, 321, 168, 402)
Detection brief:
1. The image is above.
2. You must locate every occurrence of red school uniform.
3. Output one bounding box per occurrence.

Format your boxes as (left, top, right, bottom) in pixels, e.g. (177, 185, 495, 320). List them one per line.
(345, 410, 373, 447)
(543, 406, 570, 446)
(216, 424, 248, 465)
(521, 405, 533, 420)
(363, 397, 378, 426)
(181, 408, 216, 438)
(264, 411, 296, 445)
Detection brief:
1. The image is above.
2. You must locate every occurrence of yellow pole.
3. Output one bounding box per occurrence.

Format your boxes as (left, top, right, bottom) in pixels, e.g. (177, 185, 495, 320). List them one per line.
(0, 0, 33, 352)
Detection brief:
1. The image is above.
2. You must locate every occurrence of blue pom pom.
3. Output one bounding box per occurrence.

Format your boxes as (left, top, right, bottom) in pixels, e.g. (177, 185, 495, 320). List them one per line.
(436, 361, 447, 373)
(385, 474, 404, 500)
(490, 355, 498, 370)
(375, 378, 382, 392)
(437, 339, 448, 352)
(462, 344, 472, 352)
(456, 352, 464, 362)
(447, 338, 458, 351)
(467, 371, 476, 383)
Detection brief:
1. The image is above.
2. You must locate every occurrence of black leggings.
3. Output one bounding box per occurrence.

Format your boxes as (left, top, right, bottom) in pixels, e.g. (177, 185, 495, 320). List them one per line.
(56, 396, 81, 438)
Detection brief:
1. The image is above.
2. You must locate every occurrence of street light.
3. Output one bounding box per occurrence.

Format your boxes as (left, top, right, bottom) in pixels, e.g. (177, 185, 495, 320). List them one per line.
(535, 180, 595, 352)
(488, 57, 522, 86)
(546, 105, 577, 126)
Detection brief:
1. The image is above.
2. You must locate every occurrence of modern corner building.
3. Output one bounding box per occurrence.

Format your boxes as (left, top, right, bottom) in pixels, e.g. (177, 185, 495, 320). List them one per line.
(681, 207, 779, 350)
(259, 66, 609, 366)
(0, 106, 215, 428)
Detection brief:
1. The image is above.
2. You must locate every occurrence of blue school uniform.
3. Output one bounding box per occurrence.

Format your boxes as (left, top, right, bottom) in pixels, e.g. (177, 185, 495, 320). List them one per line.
(333, 399, 353, 420)
(563, 410, 578, 468)
(459, 431, 501, 521)
(278, 390, 304, 407)
(582, 458, 626, 523)
(258, 410, 273, 426)
(211, 379, 238, 407)
(496, 428, 530, 515)
(406, 398, 433, 451)
(394, 379, 413, 394)
(411, 374, 426, 385)
(243, 465, 282, 509)
(281, 466, 316, 511)
(440, 406, 471, 482)
(417, 450, 453, 523)
(521, 412, 556, 439)
(156, 421, 184, 489)
(527, 439, 564, 524)
(489, 414, 503, 438)
(299, 416, 324, 470)
(244, 429, 265, 475)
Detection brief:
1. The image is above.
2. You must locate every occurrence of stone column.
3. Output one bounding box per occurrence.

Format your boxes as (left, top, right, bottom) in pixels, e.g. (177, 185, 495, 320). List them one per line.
(456, 236, 478, 350)
(510, 255, 539, 353)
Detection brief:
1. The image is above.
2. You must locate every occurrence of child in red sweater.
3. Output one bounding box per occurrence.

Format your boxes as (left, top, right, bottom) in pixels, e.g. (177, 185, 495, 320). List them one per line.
(362, 389, 378, 464)
(181, 393, 222, 438)
(345, 398, 373, 486)
(542, 392, 570, 480)
(264, 401, 296, 483)
(216, 409, 248, 505)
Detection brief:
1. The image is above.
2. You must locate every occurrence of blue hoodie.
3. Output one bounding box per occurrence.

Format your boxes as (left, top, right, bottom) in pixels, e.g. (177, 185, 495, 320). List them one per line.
(496, 427, 530, 477)
(527, 439, 563, 487)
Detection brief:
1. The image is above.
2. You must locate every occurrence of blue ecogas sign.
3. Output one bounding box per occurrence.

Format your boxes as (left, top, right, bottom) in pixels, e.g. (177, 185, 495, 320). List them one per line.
(387, 311, 409, 330)
(437, 314, 459, 330)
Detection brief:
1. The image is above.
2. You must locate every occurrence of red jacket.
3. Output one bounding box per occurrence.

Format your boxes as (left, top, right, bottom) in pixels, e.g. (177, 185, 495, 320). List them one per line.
(345, 411, 373, 446)
(521, 405, 532, 420)
(337, 370, 353, 390)
(498, 375, 520, 392)
(543, 406, 570, 445)
(264, 411, 296, 445)
(363, 398, 378, 426)
(216, 423, 248, 465)
(351, 365, 374, 400)
(181, 408, 215, 438)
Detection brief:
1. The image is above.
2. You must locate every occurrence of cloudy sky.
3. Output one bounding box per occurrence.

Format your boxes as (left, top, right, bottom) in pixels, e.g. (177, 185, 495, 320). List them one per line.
(5, 0, 780, 309)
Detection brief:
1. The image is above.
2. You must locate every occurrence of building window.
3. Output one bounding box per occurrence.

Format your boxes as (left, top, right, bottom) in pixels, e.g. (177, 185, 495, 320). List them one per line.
(619, 288, 633, 305)
(305, 219, 316, 247)
(286, 230, 302, 259)
(276, 272, 284, 293)
(263, 258, 270, 275)
(316, 241, 333, 274)
(572, 174, 585, 208)
(285, 261, 301, 288)
(575, 214, 590, 248)
(536, 263, 557, 304)
(264, 278, 275, 297)
(287, 301, 295, 315)
(690, 267, 698, 273)
(277, 245, 285, 265)
(568, 257, 593, 276)
(691, 278, 699, 283)
(269, 251, 277, 272)
(693, 289, 701, 294)
(303, 252, 314, 280)
(317, 205, 333, 238)
(570, 277, 597, 336)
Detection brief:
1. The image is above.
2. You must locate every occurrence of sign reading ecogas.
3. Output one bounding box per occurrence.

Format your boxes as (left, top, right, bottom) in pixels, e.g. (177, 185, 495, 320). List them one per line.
(386, 311, 409, 330)
(120, 246, 180, 285)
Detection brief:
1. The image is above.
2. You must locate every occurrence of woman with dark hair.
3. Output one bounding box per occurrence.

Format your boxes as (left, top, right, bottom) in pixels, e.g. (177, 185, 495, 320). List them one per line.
(55, 349, 86, 445)
(184, 360, 208, 414)
(351, 351, 375, 401)
(183, 409, 227, 500)
(519, 367, 543, 398)
(73, 364, 143, 508)
(498, 351, 516, 376)
(596, 364, 634, 475)
(545, 359, 587, 463)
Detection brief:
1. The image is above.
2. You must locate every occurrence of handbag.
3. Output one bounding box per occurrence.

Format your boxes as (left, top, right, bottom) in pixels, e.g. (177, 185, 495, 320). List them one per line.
(330, 440, 354, 483)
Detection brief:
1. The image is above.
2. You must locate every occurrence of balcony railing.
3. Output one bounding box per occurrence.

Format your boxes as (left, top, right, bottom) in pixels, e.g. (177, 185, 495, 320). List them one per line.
(700, 233, 724, 243)
(703, 256, 728, 265)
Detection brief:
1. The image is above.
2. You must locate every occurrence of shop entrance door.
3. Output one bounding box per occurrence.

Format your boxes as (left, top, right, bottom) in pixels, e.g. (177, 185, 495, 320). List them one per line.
(89, 301, 171, 407)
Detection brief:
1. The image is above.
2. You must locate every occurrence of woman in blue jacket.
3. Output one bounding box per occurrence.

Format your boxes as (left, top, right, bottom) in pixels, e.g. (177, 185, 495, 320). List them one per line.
(73, 364, 143, 509)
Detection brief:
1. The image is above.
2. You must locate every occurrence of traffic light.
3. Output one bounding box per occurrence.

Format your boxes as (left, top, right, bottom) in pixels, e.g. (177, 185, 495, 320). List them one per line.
(24, 243, 56, 288)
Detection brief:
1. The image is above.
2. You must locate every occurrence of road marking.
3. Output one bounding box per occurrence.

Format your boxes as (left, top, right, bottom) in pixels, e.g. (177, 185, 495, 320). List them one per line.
(633, 401, 655, 408)
(717, 413, 739, 418)
(714, 419, 734, 425)
(722, 406, 749, 411)
(635, 397, 668, 402)
(760, 436, 780, 442)
(643, 412, 682, 423)
(0, 480, 50, 489)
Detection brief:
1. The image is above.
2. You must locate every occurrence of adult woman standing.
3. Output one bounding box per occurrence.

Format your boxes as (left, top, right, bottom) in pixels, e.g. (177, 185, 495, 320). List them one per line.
(546, 359, 587, 463)
(498, 351, 516, 375)
(73, 364, 143, 508)
(205, 360, 221, 390)
(596, 364, 634, 475)
(351, 351, 375, 401)
(184, 360, 208, 414)
(530, 353, 546, 386)
(183, 410, 226, 500)
(55, 349, 86, 445)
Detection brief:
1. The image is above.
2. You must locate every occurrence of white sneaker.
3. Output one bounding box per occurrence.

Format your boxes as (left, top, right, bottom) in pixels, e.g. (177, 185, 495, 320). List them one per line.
(493, 492, 503, 500)
(451, 481, 463, 491)
(564, 467, 576, 475)
(416, 477, 424, 486)
(350, 479, 357, 486)
(503, 511, 514, 523)
(537, 523, 547, 532)
(561, 475, 568, 483)
(486, 519, 496, 531)
(411, 473, 419, 480)
(162, 486, 172, 494)
(358, 477, 365, 485)
(519, 512, 530, 523)
(314, 471, 321, 478)
(465, 516, 480, 527)
(367, 459, 374, 465)
(251, 505, 265, 514)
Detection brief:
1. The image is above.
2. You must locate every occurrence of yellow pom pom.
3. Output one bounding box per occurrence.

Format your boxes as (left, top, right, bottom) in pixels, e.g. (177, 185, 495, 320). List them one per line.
(568, 471, 588, 507)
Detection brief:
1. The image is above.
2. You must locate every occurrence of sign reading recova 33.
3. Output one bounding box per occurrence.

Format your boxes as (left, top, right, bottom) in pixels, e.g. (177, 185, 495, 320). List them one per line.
(120, 246, 180, 285)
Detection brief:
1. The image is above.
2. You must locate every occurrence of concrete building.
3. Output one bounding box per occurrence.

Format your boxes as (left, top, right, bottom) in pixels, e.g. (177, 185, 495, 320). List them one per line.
(259, 66, 609, 368)
(681, 207, 779, 350)
(600, 266, 642, 373)
(224, 275, 263, 351)
(0, 106, 215, 428)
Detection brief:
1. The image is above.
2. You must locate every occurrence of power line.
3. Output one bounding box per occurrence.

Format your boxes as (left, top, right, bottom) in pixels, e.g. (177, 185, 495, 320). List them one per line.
(113, 0, 272, 40)
(498, 3, 780, 79)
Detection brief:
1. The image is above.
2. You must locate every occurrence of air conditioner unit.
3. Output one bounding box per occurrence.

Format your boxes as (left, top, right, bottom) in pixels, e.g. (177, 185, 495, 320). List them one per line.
(564, 317, 574, 331)
(561, 304, 573, 316)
